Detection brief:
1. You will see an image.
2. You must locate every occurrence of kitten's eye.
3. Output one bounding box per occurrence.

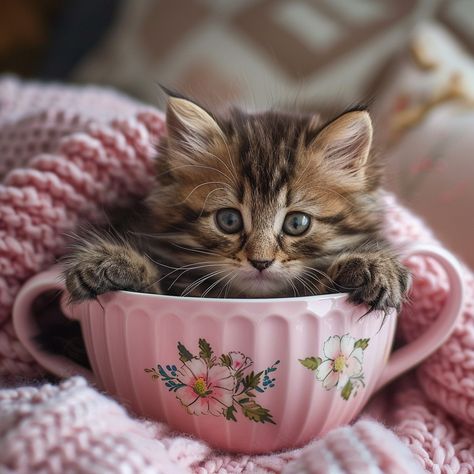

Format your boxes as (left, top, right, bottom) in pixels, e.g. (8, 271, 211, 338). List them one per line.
(283, 212, 311, 236)
(215, 208, 243, 234)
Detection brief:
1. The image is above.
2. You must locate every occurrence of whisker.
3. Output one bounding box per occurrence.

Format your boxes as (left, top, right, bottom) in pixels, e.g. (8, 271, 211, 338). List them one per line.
(157, 163, 236, 187)
(200, 271, 232, 298)
(152, 260, 227, 283)
(181, 269, 229, 297)
(171, 243, 224, 258)
(218, 272, 238, 298)
(289, 279, 299, 297)
(293, 150, 313, 189)
(224, 280, 235, 298)
(180, 273, 216, 297)
(302, 273, 324, 295)
(146, 255, 225, 277)
(314, 186, 353, 205)
(204, 150, 239, 188)
(294, 275, 311, 295)
(302, 266, 337, 287)
(205, 133, 240, 187)
(145, 258, 181, 271)
(294, 275, 315, 295)
(303, 265, 356, 292)
(142, 263, 224, 292)
(179, 141, 239, 188)
(301, 271, 323, 286)
(127, 231, 184, 241)
(283, 274, 298, 297)
(166, 263, 228, 291)
(183, 181, 232, 204)
(198, 187, 226, 217)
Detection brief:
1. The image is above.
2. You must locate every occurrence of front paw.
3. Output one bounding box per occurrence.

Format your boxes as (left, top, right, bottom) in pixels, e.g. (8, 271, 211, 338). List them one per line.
(63, 242, 160, 302)
(329, 253, 411, 314)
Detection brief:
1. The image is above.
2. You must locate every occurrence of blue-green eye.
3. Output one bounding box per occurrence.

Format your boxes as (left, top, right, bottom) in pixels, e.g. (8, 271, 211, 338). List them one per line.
(283, 212, 310, 236)
(215, 208, 243, 234)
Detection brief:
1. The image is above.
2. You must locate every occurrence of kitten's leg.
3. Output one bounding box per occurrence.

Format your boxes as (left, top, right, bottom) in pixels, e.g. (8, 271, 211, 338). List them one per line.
(63, 239, 161, 302)
(327, 243, 411, 314)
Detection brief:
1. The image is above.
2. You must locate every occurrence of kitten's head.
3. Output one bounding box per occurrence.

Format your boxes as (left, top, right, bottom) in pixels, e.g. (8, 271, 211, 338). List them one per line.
(147, 94, 382, 297)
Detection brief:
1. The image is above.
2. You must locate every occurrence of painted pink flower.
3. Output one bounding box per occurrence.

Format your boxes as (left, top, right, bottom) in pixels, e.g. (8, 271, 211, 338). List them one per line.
(228, 352, 252, 373)
(176, 358, 234, 416)
(315, 335, 363, 390)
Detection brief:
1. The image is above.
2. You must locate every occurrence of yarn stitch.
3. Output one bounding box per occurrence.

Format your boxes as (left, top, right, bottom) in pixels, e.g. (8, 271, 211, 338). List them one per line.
(0, 76, 473, 473)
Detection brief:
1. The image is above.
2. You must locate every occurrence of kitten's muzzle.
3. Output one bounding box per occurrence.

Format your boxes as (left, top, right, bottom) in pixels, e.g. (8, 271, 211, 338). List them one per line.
(249, 259, 274, 271)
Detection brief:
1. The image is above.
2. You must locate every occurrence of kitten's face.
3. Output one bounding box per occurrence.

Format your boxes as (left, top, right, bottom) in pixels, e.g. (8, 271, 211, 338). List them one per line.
(147, 97, 382, 297)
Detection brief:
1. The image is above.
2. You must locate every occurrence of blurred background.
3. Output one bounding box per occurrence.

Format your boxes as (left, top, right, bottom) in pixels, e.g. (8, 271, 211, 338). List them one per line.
(1, 0, 473, 111)
(1, 0, 474, 266)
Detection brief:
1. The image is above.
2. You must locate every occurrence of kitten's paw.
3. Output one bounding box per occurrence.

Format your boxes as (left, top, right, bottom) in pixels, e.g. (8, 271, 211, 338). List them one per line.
(329, 252, 410, 314)
(63, 242, 160, 302)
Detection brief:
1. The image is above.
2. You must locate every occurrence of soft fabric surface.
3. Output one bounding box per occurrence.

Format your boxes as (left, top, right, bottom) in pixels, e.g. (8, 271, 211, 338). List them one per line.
(0, 76, 473, 473)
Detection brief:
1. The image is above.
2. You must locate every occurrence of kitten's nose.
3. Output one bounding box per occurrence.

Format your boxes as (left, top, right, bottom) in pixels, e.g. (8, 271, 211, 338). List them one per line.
(249, 259, 274, 271)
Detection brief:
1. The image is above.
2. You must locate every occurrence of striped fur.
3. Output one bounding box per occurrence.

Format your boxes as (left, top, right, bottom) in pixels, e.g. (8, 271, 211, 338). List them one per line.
(63, 95, 409, 313)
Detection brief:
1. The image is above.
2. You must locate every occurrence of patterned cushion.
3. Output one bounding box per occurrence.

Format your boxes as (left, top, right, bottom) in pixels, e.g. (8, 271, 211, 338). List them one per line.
(373, 22, 474, 268)
(71, 1, 474, 113)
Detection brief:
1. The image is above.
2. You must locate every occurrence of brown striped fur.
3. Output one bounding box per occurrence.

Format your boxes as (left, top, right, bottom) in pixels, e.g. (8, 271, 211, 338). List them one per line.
(63, 93, 410, 313)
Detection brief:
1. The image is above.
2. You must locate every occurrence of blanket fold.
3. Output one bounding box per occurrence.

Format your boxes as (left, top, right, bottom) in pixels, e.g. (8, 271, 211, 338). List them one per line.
(0, 377, 423, 474)
(1, 76, 473, 473)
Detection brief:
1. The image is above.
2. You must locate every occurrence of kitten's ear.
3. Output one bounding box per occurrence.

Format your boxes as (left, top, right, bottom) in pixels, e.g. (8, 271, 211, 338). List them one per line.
(310, 110, 373, 173)
(166, 94, 223, 150)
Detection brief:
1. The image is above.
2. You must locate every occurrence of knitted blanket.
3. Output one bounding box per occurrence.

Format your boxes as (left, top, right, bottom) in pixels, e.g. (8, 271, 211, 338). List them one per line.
(0, 76, 473, 473)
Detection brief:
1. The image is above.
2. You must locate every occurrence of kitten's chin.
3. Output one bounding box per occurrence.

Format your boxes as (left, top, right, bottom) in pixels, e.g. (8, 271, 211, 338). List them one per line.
(230, 271, 289, 298)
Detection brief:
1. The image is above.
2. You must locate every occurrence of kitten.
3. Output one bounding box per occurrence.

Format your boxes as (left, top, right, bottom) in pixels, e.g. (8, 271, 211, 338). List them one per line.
(63, 93, 410, 313)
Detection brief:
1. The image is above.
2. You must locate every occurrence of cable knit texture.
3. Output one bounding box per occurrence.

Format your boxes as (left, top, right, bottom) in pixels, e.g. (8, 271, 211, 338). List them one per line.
(0, 76, 473, 473)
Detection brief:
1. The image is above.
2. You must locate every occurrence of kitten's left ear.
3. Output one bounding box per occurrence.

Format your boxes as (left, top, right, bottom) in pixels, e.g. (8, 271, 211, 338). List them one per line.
(165, 93, 223, 149)
(310, 110, 373, 173)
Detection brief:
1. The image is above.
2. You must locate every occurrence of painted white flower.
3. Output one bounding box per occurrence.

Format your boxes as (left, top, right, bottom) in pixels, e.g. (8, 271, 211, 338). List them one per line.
(228, 352, 252, 373)
(176, 358, 235, 416)
(315, 335, 363, 390)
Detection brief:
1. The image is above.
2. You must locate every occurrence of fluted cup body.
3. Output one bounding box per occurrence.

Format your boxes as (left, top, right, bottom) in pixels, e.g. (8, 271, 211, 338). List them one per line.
(69, 291, 395, 453)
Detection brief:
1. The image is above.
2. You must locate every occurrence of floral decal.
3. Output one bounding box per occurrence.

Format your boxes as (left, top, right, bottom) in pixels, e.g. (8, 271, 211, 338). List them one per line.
(145, 339, 279, 424)
(299, 334, 369, 400)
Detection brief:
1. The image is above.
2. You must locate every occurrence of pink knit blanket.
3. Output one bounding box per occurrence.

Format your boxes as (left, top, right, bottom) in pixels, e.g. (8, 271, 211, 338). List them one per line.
(0, 76, 473, 473)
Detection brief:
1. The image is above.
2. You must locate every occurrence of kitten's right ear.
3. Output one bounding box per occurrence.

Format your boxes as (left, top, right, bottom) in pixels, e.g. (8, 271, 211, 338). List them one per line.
(309, 109, 373, 176)
(164, 90, 223, 153)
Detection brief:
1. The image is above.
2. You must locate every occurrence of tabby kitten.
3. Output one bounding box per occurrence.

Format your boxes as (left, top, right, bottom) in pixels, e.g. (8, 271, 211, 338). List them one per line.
(63, 93, 410, 313)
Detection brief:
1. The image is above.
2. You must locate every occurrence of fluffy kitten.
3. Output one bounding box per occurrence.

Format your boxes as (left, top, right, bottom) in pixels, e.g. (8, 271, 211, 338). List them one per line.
(63, 93, 410, 313)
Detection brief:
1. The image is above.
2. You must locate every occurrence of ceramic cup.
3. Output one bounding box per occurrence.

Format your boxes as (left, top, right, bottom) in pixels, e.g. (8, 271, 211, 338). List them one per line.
(13, 244, 464, 453)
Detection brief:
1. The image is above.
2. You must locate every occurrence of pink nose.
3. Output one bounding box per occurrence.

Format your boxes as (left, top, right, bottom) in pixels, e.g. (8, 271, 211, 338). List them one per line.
(249, 260, 274, 271)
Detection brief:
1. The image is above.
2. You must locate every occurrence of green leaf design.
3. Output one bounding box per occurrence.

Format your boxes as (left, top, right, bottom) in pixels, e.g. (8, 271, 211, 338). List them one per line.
(242, 371, 262, 390)
(238, 398, 276, 424)
(177, 342, 193, 362)
(220, 353, 232, 367)
(354, 338, 370, 350)
(144, 367, 159, 379)
(299, 357, 322, 371)
(147, 338, 278, 424)
(198, 338, 213, 361)
(341, 380, 354, 400)
(225, 405, 237, 422)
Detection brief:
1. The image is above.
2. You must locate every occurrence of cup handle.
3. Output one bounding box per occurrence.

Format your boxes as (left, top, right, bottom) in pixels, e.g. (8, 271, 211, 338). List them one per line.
(375, 244, 465, 391)
(12, 265, 96, 384)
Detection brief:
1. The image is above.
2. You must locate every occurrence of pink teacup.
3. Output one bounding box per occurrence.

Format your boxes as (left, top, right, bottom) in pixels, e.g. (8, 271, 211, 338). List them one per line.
(13, 244, 464, 453)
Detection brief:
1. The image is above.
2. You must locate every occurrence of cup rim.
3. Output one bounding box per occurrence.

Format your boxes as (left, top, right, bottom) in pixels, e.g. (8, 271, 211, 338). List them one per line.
(99, 289, 350, 304)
